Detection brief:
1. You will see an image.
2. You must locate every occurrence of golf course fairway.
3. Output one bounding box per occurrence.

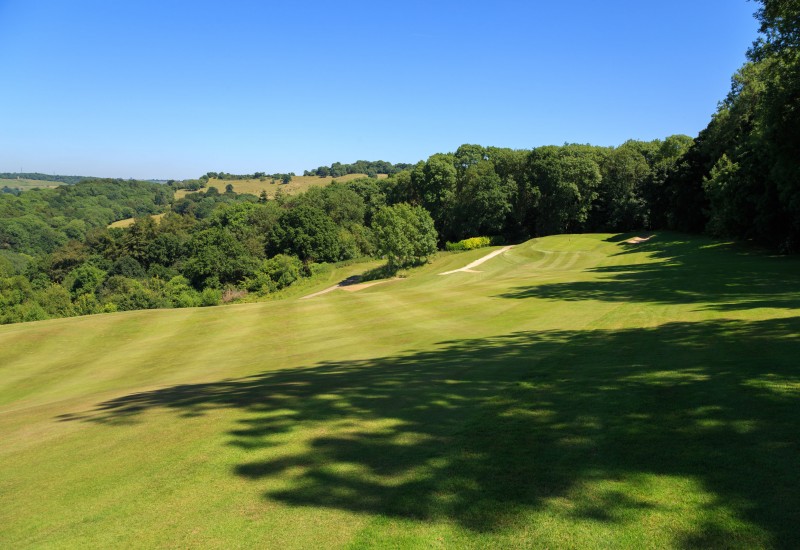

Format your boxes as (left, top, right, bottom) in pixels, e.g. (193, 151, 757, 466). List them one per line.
(1, 233, 798, 548)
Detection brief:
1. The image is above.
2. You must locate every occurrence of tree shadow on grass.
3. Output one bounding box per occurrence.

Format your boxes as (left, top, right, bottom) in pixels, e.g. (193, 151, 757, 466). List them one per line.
(500, 233, 800, 311)
(58, 315, 800, 546)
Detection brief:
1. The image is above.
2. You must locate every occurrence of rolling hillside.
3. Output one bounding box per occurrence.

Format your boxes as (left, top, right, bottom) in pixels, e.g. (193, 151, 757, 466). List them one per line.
(1, 233, 798, 548)
(0, 177, 65, 191)
(207, 173, 387, 198)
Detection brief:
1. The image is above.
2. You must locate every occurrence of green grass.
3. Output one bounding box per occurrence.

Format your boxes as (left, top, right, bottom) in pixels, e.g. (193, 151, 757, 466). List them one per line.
(107, 212, 167, 228)
(0, 177, 64, 191)
(207, 173, 386, 198)
(1, 232, 799, 548)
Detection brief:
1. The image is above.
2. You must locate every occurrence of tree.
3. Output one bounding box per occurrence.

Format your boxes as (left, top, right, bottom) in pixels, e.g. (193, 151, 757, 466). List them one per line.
(183, 227, 259, 288)
(596, 142, 651, 230)
(371, 203, 437, 268)
(277, 205, 342, 263)
(416, 154, 457, 239)
(528, 147, 601, 235)
(453, 160, 514, 239)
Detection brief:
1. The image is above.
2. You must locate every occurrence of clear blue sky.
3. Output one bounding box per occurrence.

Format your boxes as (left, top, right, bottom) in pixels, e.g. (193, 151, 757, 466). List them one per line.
(0, 0, 760, 179)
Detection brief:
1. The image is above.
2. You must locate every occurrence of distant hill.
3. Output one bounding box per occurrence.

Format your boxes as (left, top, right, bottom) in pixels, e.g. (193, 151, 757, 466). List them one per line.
(303, 160, 413, 178)
(0, 172, 92, 185)
(202, 173, 387, 199)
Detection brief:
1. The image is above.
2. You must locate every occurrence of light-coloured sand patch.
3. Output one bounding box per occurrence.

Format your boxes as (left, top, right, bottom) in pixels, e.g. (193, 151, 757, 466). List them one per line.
(339, 280, 394, 292)
(300, 285, 340, 300)
(625, 235, 655, 244)
(301, 277, 397, 299)
(440, 246, 513, 275)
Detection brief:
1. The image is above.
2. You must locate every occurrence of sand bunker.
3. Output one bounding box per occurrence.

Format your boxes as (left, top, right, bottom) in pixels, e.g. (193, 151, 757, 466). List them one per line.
(625, 235, 654, 244)
(301, 277, 396, 299)
(440, 246, 513, 275)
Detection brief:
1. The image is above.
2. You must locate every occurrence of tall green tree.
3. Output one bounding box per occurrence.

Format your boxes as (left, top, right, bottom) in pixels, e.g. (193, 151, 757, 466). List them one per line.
(372, 203, 437, 268)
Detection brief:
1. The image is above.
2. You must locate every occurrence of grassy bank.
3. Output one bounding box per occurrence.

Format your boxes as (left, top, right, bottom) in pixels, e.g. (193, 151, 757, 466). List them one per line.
(1, 233, 798, 548)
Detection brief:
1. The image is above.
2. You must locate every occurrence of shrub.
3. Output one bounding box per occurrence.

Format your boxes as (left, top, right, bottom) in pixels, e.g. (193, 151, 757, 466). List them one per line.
(372, 203, 437, 268)
(200, 287, 222, 306)
(445, 236, 503, 251)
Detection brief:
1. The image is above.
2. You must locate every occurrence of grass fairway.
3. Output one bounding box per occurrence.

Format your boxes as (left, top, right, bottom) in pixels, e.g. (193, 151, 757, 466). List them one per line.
(1, 233, 799, 548)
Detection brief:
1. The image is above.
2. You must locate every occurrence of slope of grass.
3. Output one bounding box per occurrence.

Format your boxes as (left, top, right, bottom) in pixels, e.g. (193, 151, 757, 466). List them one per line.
(209, 173, 386, 198)
(1, 233, 799, 548)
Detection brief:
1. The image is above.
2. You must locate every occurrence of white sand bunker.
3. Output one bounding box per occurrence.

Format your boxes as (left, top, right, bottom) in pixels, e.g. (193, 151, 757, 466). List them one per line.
(440, 246, 513, 275)
(301, 277, 396, 300)
(625, 235, 655, 244)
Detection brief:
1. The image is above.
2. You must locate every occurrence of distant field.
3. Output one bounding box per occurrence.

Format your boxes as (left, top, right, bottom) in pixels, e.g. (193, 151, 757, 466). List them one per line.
(108, 212, 167, 228)
(2, 233, 799, 548)
(208, 173, 387, 198)
(0, 177, 63, 191)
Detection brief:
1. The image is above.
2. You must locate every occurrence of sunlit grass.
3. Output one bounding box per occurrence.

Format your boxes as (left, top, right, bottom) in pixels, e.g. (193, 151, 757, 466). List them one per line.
(210, 173, 386, 198)
(1, 232, 798, 548)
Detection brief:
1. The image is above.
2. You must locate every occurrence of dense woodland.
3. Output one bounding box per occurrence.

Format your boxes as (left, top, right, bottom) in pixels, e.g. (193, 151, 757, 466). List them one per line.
(0, 0, 797, 324)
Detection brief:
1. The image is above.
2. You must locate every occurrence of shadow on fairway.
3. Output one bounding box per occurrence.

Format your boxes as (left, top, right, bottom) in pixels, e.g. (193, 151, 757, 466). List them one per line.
(500, 233, 800, 311)
(60, 316, 800, 547)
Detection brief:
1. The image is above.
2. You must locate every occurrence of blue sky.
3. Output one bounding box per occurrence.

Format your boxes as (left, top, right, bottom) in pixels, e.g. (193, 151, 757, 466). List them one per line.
(0, 1, 760, 179)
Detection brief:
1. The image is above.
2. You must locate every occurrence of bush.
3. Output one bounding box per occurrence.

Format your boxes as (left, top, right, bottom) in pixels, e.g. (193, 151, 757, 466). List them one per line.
(245, 254, 303, 295)
(64, 264, 107, 297)
(36, 284, 75, 318)
(200, 287, 222, 306)
(445, 236, 503, 251)
(0, 302, 48, 324)
(100, 276, 168, 311)
(372, 203, 438, 268)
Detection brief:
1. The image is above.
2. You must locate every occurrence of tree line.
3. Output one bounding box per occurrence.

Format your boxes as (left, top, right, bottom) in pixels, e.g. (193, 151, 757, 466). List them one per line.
(304, 160, 414, 178)
(664, 0, 800, 252)
(0, 0, 796, 324)
(0, 179, 436, 324)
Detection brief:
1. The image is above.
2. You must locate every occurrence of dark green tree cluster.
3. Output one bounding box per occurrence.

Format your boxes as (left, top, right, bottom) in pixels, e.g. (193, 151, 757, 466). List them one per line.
(380, 140, 691, 244)
(0, 179, 172, 256)
(304, 160, 413, 178)
(0, 177, 439, 324)
(4, 0, 798, 324)
(660, 0, 800, 251)
(198, 171, 295, 182)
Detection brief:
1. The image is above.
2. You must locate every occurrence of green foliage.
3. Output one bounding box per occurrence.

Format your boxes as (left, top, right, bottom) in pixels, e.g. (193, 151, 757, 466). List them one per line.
(372, 203, 438, 268)
(183, 228, 259, 288)
(276, 205, 343, 263)
(665, 0, 800, 250)
(64, 264, 107, 297)
(246, 254, 303, 294)
(528, 147, 602, 235)
(305, 160, 411, 178)
(200, 287, 222, 307)
(35, 284, 75, 318)
(453, 160, 514, 238)
(445, 236, 494, 251)
(109, 256, 146, 278)
(99, 276, 169, 311)
(0, 250, 31, 276)
(0, 172, 89, 185)
(0, 179, 172, 255)
(164, 275, 202, 308)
